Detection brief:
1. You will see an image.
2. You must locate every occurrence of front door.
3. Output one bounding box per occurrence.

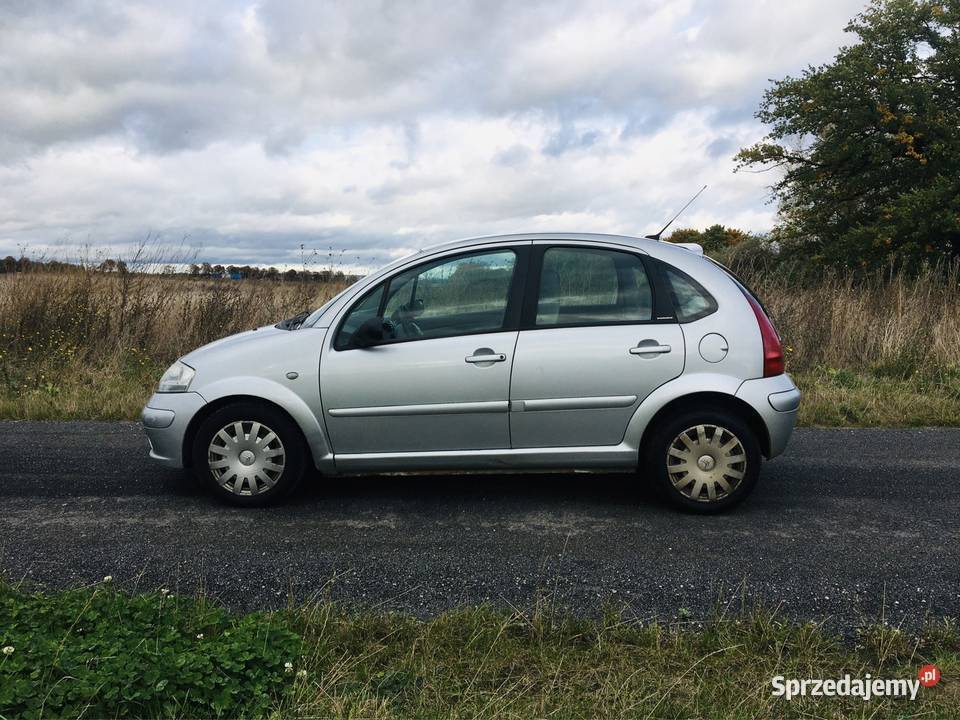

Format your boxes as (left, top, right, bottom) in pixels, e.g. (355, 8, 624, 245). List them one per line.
(320, 247, 525, 455)
(509, 244, 684, 448)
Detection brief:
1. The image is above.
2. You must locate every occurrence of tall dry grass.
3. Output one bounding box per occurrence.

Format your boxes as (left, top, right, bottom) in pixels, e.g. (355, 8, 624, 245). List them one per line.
(0, 270, 348, 364)
(0, 256, 958, 423)
(740, 261, 960, 378)
(0, 269, 348, 418)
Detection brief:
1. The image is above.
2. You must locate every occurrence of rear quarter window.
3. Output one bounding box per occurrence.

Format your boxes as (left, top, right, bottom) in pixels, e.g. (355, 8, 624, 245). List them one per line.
(663, 265, 718, 322)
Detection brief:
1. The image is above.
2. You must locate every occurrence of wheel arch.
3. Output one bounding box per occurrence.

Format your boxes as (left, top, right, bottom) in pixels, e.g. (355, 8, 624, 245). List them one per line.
(637, 391, 772, 460)
(182, 394, 317, 470)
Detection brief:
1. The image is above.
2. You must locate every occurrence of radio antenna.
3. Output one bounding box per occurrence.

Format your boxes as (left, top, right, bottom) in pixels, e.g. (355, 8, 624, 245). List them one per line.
(645, 185, 708, 241)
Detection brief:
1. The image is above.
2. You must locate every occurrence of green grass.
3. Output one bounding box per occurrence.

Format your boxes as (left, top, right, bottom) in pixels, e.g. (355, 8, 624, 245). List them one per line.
(794, 368, 960, 427)
(0, 354, 165, 421)
(1, 580, 957, 719)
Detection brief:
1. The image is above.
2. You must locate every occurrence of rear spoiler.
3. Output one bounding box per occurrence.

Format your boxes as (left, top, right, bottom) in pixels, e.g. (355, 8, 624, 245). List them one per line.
(667, 242, 704, 256)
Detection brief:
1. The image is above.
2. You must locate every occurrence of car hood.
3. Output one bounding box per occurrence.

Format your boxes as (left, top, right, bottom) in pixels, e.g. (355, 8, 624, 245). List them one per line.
(180, 324, 289, 366)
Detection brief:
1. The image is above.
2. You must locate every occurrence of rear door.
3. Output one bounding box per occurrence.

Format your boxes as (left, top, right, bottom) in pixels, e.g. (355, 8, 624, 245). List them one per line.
(509, 243, 684, 448)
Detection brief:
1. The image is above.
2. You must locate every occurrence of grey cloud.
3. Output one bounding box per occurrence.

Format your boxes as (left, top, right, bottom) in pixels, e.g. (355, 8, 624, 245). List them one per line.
(543, 126, 601, 157)
(706, 136, 735, 159)
(493, 144, 533, 168)
(0, 0, 866, 161)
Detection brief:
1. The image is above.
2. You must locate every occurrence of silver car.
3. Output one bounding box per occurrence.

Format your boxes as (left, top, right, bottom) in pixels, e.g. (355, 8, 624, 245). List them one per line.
(142, 233, 799, 512)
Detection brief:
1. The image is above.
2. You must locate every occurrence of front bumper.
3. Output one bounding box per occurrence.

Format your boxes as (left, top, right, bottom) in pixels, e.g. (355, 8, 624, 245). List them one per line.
(735, 374, 800, 459)
(141, 391, 207, 468)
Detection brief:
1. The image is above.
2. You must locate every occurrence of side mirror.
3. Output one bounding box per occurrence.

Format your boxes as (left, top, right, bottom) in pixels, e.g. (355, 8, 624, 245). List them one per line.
(351, 316, 388, 348)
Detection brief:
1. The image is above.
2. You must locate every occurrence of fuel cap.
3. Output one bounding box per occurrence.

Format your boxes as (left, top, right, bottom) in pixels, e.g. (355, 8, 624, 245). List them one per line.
(699, 333, 729, 363)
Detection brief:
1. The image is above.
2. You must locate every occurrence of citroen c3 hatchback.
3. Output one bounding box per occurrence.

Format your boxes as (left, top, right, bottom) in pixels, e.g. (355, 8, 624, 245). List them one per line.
(142, 234, 800, 512)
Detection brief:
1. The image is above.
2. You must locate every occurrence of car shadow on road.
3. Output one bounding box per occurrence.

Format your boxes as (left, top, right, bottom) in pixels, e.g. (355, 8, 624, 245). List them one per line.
(288, 469, 670, 511)
(164, 467, 788, 516)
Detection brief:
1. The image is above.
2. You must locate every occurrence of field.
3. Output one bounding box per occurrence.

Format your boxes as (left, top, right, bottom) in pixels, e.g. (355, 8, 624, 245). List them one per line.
(1, 257, 958, 425)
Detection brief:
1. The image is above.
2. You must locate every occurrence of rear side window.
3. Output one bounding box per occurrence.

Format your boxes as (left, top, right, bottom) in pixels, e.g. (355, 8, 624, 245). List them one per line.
(663, 265, 717, 322)
(536, 247, 653, 326)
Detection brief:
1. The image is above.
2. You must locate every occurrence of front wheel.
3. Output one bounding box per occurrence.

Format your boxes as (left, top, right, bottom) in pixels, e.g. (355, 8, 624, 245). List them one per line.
(191, 401, 308, 507)
(643, 408, 761, 513)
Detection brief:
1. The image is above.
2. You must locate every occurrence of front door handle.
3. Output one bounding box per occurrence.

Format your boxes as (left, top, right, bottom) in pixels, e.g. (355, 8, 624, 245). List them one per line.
(630, 343, 671, 356)
(465, 352, 507, 364)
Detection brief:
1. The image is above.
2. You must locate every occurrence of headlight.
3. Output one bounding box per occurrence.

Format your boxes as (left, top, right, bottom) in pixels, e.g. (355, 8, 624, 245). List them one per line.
(157, 361, 196, 393)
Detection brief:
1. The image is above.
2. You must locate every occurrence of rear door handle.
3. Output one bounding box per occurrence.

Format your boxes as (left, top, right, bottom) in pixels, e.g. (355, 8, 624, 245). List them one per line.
(630, 344, 671, 355)
(465, 353, 506, 364)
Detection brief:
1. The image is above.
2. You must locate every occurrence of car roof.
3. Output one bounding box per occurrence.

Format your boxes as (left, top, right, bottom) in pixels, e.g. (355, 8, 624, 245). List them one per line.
(417, 232, 655, 254)
(411, 232, 705, 266)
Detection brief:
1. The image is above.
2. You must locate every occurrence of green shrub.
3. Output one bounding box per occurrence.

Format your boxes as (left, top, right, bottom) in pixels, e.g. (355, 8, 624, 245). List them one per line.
(0, 582, 302, 719)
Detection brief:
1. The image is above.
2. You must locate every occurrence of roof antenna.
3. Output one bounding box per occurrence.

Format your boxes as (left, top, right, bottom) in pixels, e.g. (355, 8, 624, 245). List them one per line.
(645, 185, 708, 241)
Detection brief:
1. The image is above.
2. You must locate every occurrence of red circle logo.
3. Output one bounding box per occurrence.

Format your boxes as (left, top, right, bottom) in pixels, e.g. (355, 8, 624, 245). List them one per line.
(918, 664, 941, 687)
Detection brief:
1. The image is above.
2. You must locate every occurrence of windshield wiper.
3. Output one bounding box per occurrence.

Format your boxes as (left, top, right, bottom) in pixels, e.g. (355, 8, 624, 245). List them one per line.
(276, 310, 310, 331)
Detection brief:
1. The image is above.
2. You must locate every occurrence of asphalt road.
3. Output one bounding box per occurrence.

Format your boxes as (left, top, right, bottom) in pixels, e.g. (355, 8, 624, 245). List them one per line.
(1, 421, 958, 629)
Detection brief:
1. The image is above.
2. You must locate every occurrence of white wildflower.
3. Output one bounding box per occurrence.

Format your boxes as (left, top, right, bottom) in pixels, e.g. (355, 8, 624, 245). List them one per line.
(103, 575, 113, 583)
(284, 662, 294, 673)
(2, 646, 13, 655)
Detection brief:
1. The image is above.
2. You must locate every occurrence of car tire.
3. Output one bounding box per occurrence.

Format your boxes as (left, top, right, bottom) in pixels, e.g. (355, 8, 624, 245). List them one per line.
(191, 401, 308, 507)
(643, 406, 761, 513)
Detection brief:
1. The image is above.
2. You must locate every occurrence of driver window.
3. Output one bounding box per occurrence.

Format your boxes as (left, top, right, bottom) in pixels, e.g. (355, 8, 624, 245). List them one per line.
(383, 250, 516, 342)
(336, 249, 517, 348)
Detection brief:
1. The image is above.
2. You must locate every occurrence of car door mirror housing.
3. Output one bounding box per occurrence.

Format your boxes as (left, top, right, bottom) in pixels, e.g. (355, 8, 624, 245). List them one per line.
(351, 316, 388, 348)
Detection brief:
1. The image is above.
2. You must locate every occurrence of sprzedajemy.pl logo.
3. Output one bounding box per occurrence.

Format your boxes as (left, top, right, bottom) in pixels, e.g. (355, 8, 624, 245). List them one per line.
(772, 665, 941, 702)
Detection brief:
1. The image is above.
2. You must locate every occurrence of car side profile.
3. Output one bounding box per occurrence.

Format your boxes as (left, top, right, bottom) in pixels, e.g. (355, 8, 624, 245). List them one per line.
(142, 233, 800, 512)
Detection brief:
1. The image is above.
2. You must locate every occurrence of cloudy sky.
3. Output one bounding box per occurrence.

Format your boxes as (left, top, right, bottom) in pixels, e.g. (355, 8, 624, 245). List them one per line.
(0, 0, 868, 270)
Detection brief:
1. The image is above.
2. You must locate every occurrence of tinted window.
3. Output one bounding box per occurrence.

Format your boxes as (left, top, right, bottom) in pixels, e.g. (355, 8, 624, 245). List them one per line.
(663, 265, 717, 322)
(337, 249, 517, 347)
(536, 247, 653, 326)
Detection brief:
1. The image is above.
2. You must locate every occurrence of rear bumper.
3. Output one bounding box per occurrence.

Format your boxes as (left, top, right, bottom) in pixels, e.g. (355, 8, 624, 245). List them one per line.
(141, 391, 206, 468)
(736, 374, 800, 459)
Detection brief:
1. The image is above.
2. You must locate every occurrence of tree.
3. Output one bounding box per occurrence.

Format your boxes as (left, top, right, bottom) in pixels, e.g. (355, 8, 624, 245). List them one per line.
(735, 0, 960, 267)
(668, 225, 752, 254)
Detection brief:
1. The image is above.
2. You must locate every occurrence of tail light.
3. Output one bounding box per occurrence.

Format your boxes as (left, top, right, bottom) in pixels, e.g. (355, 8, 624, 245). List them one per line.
(741, 289, 784, 377)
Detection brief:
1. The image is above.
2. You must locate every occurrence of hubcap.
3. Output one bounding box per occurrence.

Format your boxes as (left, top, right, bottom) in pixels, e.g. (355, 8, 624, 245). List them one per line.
(666, 424, 746, 503)
(207, 421, 285, 496)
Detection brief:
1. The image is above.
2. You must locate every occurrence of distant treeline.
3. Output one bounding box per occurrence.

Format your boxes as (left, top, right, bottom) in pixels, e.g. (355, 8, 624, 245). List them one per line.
(0, 255, 360, 283)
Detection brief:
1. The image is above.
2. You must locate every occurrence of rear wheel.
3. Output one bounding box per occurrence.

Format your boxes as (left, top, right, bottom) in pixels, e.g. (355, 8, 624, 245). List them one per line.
(643, 407, 760, 513)
(191, 401, 308, 507)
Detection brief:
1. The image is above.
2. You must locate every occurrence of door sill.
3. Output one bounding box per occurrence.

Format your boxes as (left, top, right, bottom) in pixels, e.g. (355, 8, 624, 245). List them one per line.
(333, 443, 637, 473)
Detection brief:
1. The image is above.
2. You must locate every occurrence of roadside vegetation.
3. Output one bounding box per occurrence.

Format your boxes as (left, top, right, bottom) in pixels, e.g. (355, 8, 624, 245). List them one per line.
(1, 249, 958, 426)
(1, 579, 957, 719)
